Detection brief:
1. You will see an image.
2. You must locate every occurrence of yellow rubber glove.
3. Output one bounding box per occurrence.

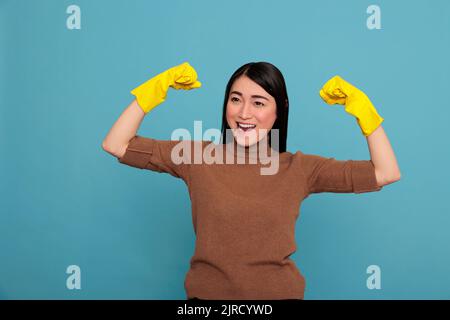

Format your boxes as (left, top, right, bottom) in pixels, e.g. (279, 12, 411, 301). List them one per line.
(131, 62, 202, 114)
(319, 75, 384, 136)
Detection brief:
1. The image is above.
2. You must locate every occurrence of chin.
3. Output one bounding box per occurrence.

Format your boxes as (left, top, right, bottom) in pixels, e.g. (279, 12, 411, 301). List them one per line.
(235, 139, 258, 147)
(231, 127, 263, 147)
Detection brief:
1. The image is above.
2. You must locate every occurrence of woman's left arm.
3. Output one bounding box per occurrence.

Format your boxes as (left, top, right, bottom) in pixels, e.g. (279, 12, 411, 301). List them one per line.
(366, 125, 401, 187)
(319, 75, 401, 188)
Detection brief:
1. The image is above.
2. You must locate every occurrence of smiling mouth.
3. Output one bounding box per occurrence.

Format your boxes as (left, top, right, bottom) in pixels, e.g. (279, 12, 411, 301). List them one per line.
(236, 122, 257, 132)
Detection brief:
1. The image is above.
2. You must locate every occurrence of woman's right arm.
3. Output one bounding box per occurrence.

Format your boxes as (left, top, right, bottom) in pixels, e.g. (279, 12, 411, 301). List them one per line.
(102, 62, 201, 159)
(101, 99, 145, 159)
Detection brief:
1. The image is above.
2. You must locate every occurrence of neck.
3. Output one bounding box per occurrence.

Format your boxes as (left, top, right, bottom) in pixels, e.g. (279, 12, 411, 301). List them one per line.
(225, 135, 277, 164)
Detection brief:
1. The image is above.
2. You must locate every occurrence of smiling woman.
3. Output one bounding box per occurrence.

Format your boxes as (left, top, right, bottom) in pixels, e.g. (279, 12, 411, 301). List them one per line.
(103, 60, 398, 300)
(226, 76, 277, 147)
(220, 62, 289, 152)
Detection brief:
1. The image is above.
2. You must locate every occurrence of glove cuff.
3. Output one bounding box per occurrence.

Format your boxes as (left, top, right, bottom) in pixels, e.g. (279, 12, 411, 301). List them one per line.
(357, 114, 384, 136)
(346, 94, 384, 136)
(130, 73, 172, 114)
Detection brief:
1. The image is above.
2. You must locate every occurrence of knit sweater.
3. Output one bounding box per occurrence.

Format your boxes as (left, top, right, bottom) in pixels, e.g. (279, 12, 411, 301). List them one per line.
(117, 135, 382, 300)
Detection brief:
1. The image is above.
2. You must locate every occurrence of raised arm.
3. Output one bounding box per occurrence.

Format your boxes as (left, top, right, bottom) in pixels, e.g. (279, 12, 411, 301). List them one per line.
(102, 99, 145, 158)
(101, 61, 202, 158)
(367, 125, 401, 186)
(319, 75, 401, 189)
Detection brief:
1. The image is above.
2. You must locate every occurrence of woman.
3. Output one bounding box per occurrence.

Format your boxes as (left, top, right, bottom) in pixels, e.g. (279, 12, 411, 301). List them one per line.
(102, 61, 401, 300)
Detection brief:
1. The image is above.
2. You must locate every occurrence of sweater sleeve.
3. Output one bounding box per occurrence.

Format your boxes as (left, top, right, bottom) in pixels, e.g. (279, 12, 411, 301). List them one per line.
(298, 151, 383, 194)
(117, 135, 190, 181)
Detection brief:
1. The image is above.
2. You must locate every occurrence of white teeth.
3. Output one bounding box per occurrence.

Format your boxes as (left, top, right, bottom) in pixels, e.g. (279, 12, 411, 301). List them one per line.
(238, 123, 256, 128)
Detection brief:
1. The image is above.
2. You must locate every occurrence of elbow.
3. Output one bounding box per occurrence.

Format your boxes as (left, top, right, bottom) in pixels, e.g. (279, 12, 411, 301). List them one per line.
(102, 140, 119, 157)
(387, 167, 402, 183)
(382, 171, 402, 186)
(102, 140, 112, 153)
(375, 168, 401, 187)
(102, 140, 108, 151)
(388, 171, 401, 183)
(102, 140, 128, 159)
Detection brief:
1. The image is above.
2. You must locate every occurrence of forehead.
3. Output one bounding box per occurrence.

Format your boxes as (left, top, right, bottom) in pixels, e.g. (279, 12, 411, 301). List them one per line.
(230, 76, 270, 96)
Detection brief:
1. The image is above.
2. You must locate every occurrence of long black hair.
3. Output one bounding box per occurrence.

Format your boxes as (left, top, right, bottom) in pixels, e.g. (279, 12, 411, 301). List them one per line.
(220, 62, 289, 153)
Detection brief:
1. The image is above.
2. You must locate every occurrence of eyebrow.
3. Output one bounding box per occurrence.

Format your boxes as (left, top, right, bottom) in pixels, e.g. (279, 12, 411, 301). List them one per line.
(230, 91, 269, 101)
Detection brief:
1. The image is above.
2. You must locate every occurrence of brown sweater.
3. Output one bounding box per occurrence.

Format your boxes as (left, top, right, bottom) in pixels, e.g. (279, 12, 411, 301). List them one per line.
(117, 135, 382, 300)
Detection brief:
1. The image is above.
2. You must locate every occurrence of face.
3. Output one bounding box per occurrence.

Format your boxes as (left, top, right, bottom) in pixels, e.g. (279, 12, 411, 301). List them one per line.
(226, 75, 277, 147)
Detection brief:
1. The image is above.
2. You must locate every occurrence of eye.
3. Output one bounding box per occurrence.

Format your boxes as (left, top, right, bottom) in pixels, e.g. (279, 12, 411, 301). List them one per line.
(255, 101, 265, 107)
(230, 97, 239, 102)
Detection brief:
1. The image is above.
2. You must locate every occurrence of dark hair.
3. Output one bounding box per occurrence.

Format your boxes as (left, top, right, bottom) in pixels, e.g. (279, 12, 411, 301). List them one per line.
(220, 62, 289, 153)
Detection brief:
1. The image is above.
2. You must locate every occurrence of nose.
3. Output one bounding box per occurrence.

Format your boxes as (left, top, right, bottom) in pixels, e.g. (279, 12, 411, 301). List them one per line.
(239, 101, 253, 119)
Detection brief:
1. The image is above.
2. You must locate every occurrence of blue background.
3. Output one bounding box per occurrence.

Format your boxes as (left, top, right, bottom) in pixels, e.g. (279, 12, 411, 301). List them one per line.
(1, 0, 449, 299)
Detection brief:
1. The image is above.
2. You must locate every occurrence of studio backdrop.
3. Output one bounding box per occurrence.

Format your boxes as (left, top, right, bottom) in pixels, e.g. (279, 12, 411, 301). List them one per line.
(1, 0, 449, 299)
